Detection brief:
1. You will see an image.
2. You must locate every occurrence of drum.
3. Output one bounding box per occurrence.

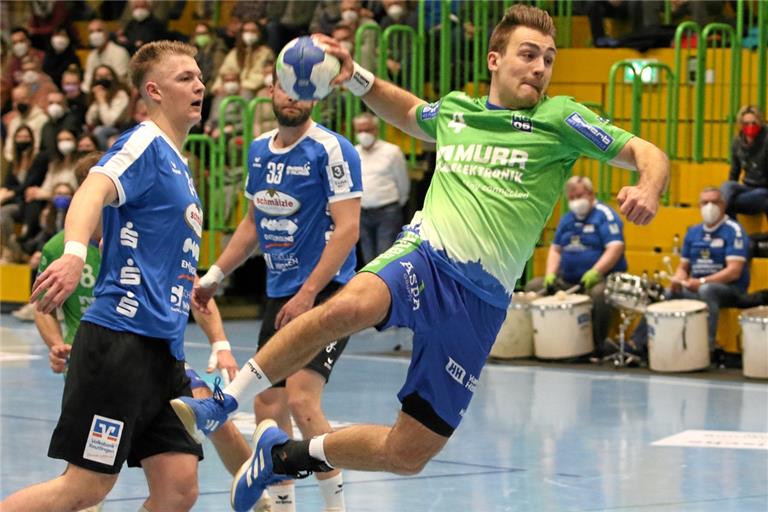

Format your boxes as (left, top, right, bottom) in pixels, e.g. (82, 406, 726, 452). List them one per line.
(740, 307, 768, 379)
(531, 294, 593, 359)
(646, 299, 709, 372)
(605, 272, 662, 312)
(490, 292, 533, 359)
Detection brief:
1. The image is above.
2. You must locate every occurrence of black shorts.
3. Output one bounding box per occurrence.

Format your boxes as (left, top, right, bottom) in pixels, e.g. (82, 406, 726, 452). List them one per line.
(259, 282, 349, 387)
(48, 322, 204, 474)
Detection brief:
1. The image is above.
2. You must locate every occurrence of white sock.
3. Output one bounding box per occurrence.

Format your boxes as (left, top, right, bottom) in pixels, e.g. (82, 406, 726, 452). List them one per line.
(223, 358, 272, 405)
(309, 433, 333, 467)
(317, 472, 346, 512)
(268, 483, 295, 512)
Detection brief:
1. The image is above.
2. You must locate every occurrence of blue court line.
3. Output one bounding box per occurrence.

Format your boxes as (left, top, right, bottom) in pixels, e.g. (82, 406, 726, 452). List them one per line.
(103, 468, 520, 503)
(581, 494, 768, 511)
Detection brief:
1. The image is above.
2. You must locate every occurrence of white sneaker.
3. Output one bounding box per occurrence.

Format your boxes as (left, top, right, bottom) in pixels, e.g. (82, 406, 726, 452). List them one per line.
(12, 303, 35, 322)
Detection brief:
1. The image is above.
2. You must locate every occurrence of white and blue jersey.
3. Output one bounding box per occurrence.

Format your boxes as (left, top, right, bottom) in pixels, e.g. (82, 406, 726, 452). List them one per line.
(681, 217, 750, 292)
(245, 122, 362, 298)
(553, 201, 627, 283)
(83, 121, 202, 360)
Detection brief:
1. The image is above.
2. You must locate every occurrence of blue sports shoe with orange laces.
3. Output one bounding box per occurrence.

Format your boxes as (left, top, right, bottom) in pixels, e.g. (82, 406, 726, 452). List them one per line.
(170, 377, 237, 443)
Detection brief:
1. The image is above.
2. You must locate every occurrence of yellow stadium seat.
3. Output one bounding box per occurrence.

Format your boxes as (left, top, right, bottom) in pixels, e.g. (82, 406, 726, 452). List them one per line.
(0, 263, 31, 303)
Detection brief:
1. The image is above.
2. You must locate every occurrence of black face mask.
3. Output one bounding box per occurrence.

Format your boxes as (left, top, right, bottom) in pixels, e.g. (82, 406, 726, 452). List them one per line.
(15, 141, 31, 154)
(16, 102, 29, 115)
(94, 78, 113, 89)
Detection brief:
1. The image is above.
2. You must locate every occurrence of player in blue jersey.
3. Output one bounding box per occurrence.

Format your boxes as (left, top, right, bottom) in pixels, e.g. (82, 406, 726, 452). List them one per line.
(175, 68, 361, 512)
(2, 41, 208, 512)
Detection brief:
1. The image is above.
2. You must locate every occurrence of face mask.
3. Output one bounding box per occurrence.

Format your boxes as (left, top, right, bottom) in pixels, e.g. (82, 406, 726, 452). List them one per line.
(263, 74, 273, 87)
(47, 103, 65, 119)
(52, 195, 72, 210)
(223, 81, 240, 95)
(51, 35, 69, 52)
(742, 124, 761, 138)
(341, 9, 359, 23)
(89, 30, 106, 48)
(12, 42, 28, 57)
(94, 78, 113, 89)
(22, 70, 38, 85)
(568, 198, 592, 218)
(132, 8, 150, 22)
(194, 34, 211, 47)
(386, 4, 405, 21)
(242, 32, 259, 46)
(16, 102, 29, 115)
(15, 141, 31, 154)
(356, 132, 376, 149)
(700, 202, 721, 225)
(62, 83, 79, 95)
(57, 140, 76, 155)
(340, 41, 354, 53)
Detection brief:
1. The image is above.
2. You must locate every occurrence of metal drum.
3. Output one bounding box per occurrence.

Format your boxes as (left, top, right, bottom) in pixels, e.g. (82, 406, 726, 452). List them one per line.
(646, 300, 709, 372)
(531, 294, 593, 359)
(490, 292, 533, 359)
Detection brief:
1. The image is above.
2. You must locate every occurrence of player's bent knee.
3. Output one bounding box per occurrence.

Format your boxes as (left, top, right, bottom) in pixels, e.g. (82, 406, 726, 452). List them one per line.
(319, 290, 383, 332)
(383, 443, 433, 476)
(287, 393, 321, 423)
(61, 466, 116, 508)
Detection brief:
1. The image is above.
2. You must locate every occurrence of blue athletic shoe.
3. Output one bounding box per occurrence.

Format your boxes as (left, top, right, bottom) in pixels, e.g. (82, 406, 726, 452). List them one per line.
(231, 420, 292, 512)
(170, 377, 237, 443)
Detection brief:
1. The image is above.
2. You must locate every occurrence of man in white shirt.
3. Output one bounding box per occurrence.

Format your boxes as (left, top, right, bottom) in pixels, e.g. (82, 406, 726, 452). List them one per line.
(81, 19, 131, 92)
(353, 112, 410, 263)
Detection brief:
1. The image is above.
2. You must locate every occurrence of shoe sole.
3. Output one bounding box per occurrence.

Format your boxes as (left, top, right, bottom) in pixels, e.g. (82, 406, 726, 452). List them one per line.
(169, 398, 205, 444)
(231, 419, 279, 511)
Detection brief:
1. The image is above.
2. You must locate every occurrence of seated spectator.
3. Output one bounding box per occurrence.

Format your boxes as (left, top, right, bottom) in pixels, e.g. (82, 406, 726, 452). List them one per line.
(42, 26, 82, 87)
(332, 18, 377, 73)
(525, 176, 627, 356)
(20, 182, 75, 262)
(85, 64, 130, 148)
(584, 1, 661, 48)
(205, 66, 253, 140)
(75, 132, 100, 157)
(0, 126, 47, 263)
(252, 62, 278, 137)
(82, 18, 131, 92)
(215, 14, 243, 50)
(19, 53, 59, 110)
(2, 84, 49, 162)
(212, 21, 274, 96)
(721, 105, 767, 219)
(192, 22, 229, 92)
(39, 91, 82, 158)
(27, 0, 74, 51)
(116, 0, 169, 55)
(60, 66, 88, 127)
(636, 187, 750, 356)
(353, 112, 409, 265)
(264, 0, 317, 54)
(8, 27, 45, 86)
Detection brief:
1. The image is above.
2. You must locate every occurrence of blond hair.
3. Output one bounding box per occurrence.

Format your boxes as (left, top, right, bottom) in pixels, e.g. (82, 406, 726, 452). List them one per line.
(489, 4, 556, 55)
(565, 175, 594, 193)
(130, 40, 197, 90)
(738, 105, 765, 125)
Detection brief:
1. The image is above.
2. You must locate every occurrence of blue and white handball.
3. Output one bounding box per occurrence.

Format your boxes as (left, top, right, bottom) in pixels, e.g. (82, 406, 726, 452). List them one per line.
(276, 36, 341, 101)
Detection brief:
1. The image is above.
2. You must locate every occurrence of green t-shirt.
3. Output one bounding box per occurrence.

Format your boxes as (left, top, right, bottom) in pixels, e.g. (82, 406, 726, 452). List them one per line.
(414, 92, 633, 308)
(37, 232, 101, 344)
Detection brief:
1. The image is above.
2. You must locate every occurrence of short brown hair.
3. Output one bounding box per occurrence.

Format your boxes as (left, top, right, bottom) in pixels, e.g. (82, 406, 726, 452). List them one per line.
(74, 151, 104, 186)
(489, 4, 555, 55)
(130, 40, 197, 90)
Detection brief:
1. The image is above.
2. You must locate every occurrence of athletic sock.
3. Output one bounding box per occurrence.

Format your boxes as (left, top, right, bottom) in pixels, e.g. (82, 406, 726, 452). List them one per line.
(222, 358, 272, 405)
(272, 439, 333, 476)
(268, 483, 295, 512)
(317, 472, 346, 512)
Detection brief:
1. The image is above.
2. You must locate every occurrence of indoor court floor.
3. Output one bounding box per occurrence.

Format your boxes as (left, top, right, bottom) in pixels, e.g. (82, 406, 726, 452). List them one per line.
(1, 314, 766, 511)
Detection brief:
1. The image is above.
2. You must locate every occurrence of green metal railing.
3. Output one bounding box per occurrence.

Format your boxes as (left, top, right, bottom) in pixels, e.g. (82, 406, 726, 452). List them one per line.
(673, 21, 701, 161)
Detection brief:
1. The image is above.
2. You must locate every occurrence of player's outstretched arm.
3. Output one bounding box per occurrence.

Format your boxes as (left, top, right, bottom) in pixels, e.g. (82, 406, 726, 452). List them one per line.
(194, 203, 260, 313)
(191, 297, 239, 382)
(611, 136, 669, 226)
(316, 34, 433, 142)
(31, 174, 117, 313)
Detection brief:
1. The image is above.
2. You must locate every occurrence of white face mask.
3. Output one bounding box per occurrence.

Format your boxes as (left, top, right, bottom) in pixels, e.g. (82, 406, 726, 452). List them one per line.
(700, 202, 721, 225)
(568, 197, 592, 218)
(242, 32, 259, 46)
(341, 9, 359, 23)
(51, 35, 70, 52)
(356, 132, 376, 149)
(89, 30, 106, 48)
(12, 42, 28, 57)
(263, 74, 273, 87)
(21, 70, 39, 85)
(47, 103, 65, 120)
(57, 140, 76, 155)
(132, 8, 151, 22)
(223, 81, 240, 95)
(386, 4, 405, 21)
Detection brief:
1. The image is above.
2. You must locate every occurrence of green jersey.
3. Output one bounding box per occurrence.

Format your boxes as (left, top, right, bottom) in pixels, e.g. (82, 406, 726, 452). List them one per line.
(38, 232, 101, 344)
(414, 92, 633, 308)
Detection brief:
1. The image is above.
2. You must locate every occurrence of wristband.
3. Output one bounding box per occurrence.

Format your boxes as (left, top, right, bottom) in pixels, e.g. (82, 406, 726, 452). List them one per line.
(211, 340, 231, 353)
(199, 264, 225, 288)
(63, 241, 87, 261)
(343, 62, 375, 97)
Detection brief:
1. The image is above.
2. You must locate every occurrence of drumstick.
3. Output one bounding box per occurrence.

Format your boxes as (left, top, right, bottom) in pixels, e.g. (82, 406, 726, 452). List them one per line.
(662, 255, 674, 276)
(659, 271, 685, 287)
(554, 284, 581, 300)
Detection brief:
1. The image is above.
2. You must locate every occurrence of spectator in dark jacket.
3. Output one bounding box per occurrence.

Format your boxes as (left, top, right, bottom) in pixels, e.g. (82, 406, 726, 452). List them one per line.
(721, 105, 767, 218)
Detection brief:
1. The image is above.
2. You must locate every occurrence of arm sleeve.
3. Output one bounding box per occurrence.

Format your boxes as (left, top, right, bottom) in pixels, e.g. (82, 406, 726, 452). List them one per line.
(681, 230, 693, 260)
(415, 96, 446, 140)
(725, 225, 748, 260)
(596, 207, 624, 245)
(90, 137, 158, 207)
(322, 137, 363, 202)
(557, 97, 634, 162)
(728, 138, 742, 181)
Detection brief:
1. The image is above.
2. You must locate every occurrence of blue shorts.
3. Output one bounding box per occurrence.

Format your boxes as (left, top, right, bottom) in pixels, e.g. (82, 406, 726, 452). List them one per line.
(361, 231, 506, 436)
